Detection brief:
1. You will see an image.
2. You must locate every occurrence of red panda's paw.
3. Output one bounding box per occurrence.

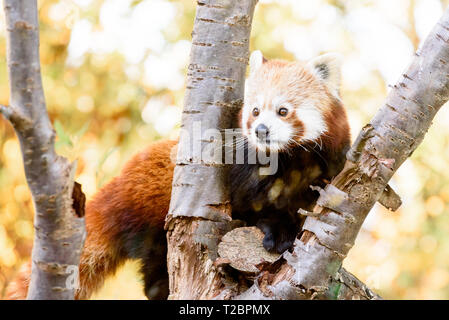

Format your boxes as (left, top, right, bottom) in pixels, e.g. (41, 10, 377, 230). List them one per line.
(257, 215, 300, 254)
(145, 279, 169, 300)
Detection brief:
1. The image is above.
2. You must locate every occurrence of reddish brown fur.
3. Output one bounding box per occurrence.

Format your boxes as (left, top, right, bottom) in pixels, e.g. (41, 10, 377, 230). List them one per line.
(6, 140, 177, 300)
(287, 109, 305, 142)
(323, 97, 350, 152)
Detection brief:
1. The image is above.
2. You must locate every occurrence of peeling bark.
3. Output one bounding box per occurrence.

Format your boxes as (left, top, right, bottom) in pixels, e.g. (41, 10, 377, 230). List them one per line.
(1, 1, 85, 300)
(220, 227, 380, 300)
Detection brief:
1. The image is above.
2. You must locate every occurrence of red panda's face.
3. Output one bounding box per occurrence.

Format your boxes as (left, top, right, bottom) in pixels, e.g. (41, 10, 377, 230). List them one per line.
(242, 51, 343, 153)
(243, 92, 300, 153)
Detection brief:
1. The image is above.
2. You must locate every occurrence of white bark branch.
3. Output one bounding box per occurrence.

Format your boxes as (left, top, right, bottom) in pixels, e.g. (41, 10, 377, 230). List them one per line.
(165, 0, 258, 299)
(2, 0, 85, 300)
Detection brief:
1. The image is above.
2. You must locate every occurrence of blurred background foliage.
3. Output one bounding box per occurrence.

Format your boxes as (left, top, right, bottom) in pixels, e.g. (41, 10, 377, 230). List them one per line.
(1, 0, 449, 299)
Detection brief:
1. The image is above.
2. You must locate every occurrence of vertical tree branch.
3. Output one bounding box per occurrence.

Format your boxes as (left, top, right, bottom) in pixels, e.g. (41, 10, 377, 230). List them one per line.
(1, 0, 85, 299)
(165, 0, 258, 299)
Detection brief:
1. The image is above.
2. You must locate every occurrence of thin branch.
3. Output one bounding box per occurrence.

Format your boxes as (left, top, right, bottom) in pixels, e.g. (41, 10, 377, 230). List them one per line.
(2, 0, 85, 299)
(0, 104, 32, 129)
(378, 184, 402, 211)
(0, 104, 13, 120)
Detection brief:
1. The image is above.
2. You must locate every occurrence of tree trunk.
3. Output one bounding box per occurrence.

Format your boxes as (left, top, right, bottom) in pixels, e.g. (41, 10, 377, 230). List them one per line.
(1, 0, 86, 300)
(166, 2, 449, 300)
(165, 0, 258, 299)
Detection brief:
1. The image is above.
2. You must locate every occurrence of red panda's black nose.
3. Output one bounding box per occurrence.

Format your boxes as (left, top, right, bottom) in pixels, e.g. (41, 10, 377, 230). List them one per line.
(255, 124, 269, 139)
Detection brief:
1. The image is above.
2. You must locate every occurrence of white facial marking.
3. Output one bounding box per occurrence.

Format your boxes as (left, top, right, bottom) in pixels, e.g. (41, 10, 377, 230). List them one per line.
(272, 95, 287, 108)
(296, 101, 327, 142)
(250, 109, 293, 152)
(256, 95, 265, 107)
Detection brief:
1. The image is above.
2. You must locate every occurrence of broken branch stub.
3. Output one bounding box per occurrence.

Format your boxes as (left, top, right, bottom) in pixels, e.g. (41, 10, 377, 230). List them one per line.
(217, 227, 280, 274)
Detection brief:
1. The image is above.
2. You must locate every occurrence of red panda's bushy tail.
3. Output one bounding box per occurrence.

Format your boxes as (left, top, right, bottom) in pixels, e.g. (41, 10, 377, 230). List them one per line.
(5, 140, 177, 300)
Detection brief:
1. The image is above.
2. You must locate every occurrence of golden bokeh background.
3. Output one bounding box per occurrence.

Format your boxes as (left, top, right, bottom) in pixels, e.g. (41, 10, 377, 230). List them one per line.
(1, 0, 449, 299)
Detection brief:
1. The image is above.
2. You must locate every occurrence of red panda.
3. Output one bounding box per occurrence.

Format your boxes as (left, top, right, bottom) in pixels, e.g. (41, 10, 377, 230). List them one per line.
(5, 51, 350, 300)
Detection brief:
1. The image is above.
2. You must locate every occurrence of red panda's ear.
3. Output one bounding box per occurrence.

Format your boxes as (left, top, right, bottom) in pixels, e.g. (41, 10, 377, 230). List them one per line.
(249, 50, 266, 75)
(306, 53, 343, 98)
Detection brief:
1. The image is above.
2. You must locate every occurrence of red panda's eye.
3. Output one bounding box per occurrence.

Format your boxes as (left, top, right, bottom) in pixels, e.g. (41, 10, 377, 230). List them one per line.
(278, 107, 288, 116)
(252, 107, 260, 117)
